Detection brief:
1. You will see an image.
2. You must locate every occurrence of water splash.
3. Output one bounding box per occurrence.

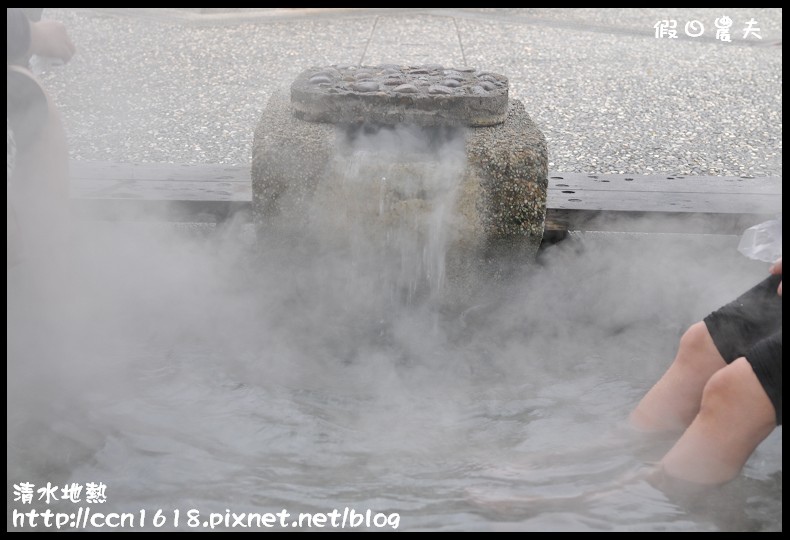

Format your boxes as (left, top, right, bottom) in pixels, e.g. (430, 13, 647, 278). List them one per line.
(311, 124, 467, 307)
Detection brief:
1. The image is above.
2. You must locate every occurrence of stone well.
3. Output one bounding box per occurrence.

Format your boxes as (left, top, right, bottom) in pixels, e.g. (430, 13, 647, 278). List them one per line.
(252, 65, 548, 293)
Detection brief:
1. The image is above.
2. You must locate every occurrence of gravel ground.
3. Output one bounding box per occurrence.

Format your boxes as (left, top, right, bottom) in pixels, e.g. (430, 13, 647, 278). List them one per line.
(40, 8, 782, 176)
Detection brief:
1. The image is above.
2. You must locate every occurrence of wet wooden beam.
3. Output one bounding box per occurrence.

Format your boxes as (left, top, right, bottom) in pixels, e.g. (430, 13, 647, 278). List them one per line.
(69, 161, 782, 236)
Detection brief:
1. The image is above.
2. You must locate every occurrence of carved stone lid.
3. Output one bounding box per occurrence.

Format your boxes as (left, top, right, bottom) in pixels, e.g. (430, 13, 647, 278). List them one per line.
(291, 64, 509, 127)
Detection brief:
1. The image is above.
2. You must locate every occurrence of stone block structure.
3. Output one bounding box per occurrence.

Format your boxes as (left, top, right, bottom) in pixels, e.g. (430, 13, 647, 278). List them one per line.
(252, 65, 547, 293)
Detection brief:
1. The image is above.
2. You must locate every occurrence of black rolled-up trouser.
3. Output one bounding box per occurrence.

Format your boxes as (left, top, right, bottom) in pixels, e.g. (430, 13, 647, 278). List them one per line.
(704, 274, 782, 425)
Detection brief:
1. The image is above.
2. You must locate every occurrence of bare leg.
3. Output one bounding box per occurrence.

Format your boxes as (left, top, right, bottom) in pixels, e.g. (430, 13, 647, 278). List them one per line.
(659, 357, 776, 484)
(630, 322, 727, 432)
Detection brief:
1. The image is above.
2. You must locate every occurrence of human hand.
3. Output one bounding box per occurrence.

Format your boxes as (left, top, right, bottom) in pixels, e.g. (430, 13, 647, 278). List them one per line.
(29, 20, 76, 64)
(770, 258, 782, 297)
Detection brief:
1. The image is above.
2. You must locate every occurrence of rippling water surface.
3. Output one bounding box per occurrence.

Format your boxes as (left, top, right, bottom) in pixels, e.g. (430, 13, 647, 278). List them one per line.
(8, 222, 781, 532)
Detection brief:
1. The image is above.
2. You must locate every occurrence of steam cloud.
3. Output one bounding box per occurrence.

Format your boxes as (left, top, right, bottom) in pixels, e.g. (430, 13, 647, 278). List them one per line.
(7, 125, 778, 530)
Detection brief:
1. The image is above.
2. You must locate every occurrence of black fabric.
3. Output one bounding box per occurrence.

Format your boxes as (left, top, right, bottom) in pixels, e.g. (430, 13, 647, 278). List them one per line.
(704, 274, 783, 424)
(746, 330, 782, 425)
(7, 8, 31, 64)
(7, 69, 48, 154)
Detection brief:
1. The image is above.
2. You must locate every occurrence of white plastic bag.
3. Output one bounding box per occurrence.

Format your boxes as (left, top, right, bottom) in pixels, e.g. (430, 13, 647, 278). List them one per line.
(738, 216, 782, 262)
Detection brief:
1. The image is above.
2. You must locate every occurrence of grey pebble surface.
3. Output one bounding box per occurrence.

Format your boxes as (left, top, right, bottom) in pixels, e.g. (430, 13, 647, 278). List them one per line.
(40, 8, 781, 177)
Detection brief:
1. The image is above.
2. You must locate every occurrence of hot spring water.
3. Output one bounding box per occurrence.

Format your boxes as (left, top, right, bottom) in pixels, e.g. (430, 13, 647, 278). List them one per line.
(7, 126, 781, 530)
(310, 125, 468, 307)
